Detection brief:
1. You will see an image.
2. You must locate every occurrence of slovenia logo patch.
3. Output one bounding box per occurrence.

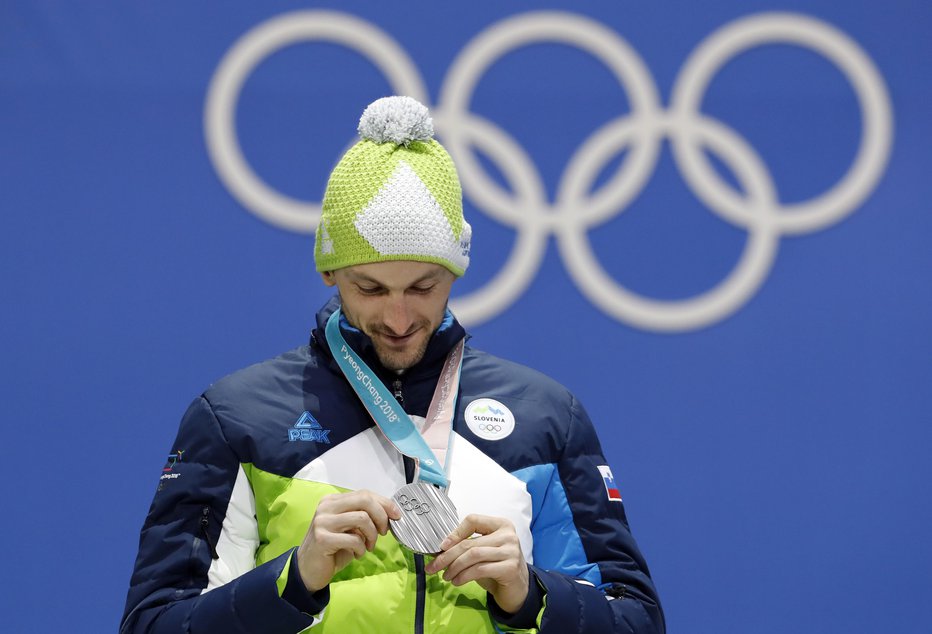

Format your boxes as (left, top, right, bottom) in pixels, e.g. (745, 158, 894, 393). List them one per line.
(464, 398, 515, 441)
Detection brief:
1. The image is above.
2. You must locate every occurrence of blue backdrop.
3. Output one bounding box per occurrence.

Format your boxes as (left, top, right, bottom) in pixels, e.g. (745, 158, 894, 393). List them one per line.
(2, 1, 929, 632)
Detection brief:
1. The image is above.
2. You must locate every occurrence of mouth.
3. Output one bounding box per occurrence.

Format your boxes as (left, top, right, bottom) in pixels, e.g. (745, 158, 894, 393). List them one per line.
(377, 328, 420, 347)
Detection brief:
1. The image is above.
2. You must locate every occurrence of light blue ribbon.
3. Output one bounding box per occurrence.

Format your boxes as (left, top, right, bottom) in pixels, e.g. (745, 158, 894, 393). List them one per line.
(325, 308, 452, 487)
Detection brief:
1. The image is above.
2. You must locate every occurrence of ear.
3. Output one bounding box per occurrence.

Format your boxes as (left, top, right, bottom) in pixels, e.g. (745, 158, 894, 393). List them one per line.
(320, 271, 337, 287)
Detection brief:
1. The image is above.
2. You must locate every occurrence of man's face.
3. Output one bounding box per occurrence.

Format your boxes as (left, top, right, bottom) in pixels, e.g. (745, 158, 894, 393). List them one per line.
(322, 261, 457, 372)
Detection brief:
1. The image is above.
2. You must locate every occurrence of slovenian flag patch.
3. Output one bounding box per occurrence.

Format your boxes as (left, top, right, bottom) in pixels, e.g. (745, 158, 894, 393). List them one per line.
(598, 465, 622, 502)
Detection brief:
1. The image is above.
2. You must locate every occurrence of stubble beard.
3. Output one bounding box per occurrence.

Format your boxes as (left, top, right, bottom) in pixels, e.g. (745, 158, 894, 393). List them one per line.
(338, 301, 438, 371)
(371, 327, 432, 371)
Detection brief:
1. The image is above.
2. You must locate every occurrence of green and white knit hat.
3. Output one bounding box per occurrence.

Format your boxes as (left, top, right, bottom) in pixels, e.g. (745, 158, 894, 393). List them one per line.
(314, 96, 471, 276)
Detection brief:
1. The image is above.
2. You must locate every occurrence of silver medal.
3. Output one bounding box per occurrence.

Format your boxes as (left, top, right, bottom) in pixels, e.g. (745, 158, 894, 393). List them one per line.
(389, 482, 460, 555)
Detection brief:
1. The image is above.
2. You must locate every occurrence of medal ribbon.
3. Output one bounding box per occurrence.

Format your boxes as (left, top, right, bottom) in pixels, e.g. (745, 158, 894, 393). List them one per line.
(325, 308, 463, 488)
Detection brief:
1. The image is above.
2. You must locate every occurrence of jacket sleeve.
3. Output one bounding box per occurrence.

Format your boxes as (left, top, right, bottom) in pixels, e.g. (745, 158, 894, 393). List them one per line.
(518, 394, 665, 634)
(120, 396, 324, 633)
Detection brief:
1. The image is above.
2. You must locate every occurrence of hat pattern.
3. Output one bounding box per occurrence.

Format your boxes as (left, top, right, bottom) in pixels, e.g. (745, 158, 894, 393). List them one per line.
(314, 96, 471, 276)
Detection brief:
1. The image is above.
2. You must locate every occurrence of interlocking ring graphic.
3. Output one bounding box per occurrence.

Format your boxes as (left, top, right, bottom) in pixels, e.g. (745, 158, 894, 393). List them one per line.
(205, 10, 893, 332)
(478, 424, 503, 433)
(398, 494, 431, 515)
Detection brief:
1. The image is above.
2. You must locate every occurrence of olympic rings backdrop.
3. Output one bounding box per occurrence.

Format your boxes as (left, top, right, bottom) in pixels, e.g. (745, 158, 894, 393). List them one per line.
(2, 2, 929, 632)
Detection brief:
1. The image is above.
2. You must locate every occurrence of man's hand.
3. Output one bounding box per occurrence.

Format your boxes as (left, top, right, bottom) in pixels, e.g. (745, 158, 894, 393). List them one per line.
(297, 490, 401, 592)
(424, 514, 530, 614)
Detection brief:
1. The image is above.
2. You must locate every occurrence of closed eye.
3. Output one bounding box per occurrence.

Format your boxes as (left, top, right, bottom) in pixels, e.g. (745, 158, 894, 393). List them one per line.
(356, 285, 385, 296)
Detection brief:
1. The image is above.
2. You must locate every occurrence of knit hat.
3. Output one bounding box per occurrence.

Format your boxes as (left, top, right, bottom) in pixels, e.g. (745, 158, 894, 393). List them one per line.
(314, 96, 471, 276)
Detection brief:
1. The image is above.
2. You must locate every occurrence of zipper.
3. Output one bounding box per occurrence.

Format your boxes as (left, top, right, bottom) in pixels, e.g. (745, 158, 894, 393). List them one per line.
(414, 552, 426, 634)
(392, 377, 405, 407)
(200, 506, 219, 560)
(395, 376, 423, 633)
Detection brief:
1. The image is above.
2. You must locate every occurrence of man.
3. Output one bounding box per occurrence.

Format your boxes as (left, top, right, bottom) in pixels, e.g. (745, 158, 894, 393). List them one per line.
(122, 96, 664, 633)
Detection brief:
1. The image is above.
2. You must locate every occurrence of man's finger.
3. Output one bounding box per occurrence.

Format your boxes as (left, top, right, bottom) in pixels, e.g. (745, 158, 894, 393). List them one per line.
(319, 490, 401, 534)
(321, 510, 379, 549)
(440, 514, 508, 551)
(426, 530, 508, 574)
(320, 531, 367, 560)
(448, 560, 512, 588)
(440, 545, 505, 582)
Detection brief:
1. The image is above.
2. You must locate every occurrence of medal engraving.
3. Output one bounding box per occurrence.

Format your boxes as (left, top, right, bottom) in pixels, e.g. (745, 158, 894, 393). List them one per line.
(389, 483, 460, 555)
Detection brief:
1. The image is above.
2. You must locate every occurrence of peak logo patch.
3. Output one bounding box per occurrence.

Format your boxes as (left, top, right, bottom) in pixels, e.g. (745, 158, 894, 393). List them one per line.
(289, 411, 332, 443)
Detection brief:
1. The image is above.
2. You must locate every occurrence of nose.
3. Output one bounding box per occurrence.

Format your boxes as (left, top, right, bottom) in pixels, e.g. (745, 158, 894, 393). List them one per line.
(382, 296, 415, 335)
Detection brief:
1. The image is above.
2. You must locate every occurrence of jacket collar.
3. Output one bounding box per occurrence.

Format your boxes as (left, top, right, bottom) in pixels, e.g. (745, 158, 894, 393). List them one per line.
(311, 294, 468, 382)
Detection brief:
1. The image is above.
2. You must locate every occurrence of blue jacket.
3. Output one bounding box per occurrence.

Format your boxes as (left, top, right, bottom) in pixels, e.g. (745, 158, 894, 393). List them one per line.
(122, 297, 665, 633)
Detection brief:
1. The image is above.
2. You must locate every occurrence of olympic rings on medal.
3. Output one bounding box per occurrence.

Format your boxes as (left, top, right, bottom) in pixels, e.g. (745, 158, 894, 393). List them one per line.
(397, 494, 431, 515)
(205, 10, 893, 332)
